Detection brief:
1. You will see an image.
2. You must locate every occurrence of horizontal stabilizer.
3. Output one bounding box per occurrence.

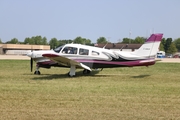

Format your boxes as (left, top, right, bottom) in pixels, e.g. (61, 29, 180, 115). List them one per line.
(139, 59, 155, 63)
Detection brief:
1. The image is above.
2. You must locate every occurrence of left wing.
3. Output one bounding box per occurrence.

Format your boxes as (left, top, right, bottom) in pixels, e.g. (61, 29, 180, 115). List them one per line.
(42, 53, 91, 71)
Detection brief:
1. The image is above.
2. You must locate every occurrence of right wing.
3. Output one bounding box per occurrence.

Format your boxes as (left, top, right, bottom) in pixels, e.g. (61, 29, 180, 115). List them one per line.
(42, 53, 91, 71)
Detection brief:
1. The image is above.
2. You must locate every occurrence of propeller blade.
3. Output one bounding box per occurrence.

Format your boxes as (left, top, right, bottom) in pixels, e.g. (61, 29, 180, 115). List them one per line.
(31, 58, 33, 72)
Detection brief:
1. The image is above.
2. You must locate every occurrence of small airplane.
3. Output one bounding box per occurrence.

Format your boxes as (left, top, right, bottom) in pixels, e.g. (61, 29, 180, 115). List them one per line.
(27, 33, 163, 77)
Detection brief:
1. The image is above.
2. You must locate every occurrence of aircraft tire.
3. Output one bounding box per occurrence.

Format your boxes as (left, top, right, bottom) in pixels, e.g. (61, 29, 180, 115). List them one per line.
(34, 71, 41, 75)
(68, 72, 75, 77)
(83, 69, 91, 74)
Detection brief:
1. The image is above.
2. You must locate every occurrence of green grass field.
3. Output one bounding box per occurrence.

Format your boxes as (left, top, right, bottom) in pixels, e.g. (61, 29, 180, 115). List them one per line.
(0, 60, 180, 120)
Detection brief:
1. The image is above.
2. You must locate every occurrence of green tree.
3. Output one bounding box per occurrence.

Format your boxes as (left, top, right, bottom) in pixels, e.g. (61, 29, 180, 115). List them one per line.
(133, 37, 145, 44)
(97, 37, 107, 44)
(173, 38, 180, 51)
(161, 38, 166, 46)
(73, 37, 91, 45)
(84, 39, 91, 45)
(33, 36, 43, 45)
(24, 36, 47, 45)
(74, 37, 84, 44)
(167, 42, 177, 54)
(121, 38, 133, 44)
(164, 38, 172, 53)
(0, 39, 2, 44)
(49, 38, 58, 49)
(58, 39, 73, 46)
(159, 42, 165, 51)
(158, 38, 166, 52)
(42, 37, 48, 45)
(24, 37, 34, 44)
(6, 38, 19, 44)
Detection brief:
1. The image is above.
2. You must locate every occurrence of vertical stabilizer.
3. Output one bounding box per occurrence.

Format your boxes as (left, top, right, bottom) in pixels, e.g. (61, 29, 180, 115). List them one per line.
(133, 34, 163, 57)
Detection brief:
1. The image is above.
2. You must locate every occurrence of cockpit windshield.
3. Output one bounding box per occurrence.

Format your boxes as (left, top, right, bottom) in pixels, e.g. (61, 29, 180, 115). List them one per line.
(53, 45, 64, 53)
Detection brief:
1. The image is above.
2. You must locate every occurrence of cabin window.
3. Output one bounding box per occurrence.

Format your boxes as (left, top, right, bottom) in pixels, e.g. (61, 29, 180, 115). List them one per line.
(61, 47, 77, 54)
(54, 45, 64, 53)
(79, 48, 89, 55)
(91, 51, 99, 56)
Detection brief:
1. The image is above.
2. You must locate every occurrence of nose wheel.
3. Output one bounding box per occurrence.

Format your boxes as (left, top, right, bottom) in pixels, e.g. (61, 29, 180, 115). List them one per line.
(34, 65, 41, 75)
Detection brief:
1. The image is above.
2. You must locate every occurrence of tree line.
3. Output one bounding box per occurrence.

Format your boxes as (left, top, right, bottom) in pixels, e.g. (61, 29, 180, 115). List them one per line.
(0, 35, 180, 54)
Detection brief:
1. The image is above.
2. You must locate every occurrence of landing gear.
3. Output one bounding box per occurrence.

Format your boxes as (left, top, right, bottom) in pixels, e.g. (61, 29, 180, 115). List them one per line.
(34, 71, 41, 75)
(83, 69, 91, 75)
(68, 72, 75, 77)
(68, 65, 76, 77)
(34, 64, 41, 75)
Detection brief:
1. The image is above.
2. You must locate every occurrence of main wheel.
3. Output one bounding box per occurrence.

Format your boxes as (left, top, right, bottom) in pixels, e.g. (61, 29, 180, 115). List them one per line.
(68, 72, 75, 77)
(83, 69, 91, 74)
(34, 71, 41, 75)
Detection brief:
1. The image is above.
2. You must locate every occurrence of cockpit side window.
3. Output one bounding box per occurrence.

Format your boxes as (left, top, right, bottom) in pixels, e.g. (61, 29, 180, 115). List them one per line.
(61, 47, 78, 54)
(79, 48, 89, 55)
(54, 45, 64, 53)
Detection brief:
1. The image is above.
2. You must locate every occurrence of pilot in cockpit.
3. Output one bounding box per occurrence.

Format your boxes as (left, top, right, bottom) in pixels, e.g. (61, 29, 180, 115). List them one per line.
(67, 47, 73, 54)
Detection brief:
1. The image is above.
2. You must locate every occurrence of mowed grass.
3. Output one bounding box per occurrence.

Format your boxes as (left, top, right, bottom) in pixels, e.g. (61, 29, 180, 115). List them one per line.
(0, 60, 180, 120)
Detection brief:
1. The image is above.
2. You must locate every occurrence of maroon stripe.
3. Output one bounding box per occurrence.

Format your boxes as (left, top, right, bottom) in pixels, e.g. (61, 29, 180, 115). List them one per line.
(42, 54, 59, 57)
(146, 34, 163, 42)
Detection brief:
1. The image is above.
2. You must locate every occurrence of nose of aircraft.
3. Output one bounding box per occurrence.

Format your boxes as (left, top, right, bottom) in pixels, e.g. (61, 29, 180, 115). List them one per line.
(27, 52, 32, 57)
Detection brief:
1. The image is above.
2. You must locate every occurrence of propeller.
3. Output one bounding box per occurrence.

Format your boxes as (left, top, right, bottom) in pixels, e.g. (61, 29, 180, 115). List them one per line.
(27, 49, 33, 72)
(30, 58, 33, 72)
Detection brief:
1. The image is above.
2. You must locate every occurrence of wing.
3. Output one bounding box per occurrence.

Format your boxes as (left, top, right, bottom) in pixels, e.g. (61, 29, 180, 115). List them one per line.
(42, 53, 91, 71)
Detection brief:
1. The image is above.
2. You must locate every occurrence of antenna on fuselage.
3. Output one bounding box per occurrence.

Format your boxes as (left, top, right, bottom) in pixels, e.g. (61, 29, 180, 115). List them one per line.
(103, 42, 109, 49)
(120, 44, 128, 51)
(103, 37, 110, 49)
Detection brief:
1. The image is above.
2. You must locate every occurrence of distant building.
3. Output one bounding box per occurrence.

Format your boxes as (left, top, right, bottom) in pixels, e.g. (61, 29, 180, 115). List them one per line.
(0, 44, 50, 55)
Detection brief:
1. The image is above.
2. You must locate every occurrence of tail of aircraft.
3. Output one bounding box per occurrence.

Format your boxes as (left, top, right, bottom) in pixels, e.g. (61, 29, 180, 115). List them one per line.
(133, 33, 163, 57)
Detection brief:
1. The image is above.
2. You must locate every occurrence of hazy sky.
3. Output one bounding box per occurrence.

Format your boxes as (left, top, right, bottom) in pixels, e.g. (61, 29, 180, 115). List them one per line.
(1, 0, 180, 43)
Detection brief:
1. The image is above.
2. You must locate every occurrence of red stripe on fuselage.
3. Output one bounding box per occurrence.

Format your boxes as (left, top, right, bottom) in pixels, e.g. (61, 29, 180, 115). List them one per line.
(42, 54, 59, 57)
